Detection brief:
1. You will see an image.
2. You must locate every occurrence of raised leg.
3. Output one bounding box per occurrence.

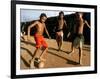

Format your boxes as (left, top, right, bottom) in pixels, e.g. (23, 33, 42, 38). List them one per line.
(38, 48, 48, 68)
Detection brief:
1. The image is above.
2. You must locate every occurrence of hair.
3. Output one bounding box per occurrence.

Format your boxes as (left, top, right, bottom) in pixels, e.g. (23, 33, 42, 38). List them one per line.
(58, 11, 64, 20)
(40, 13, 47, 19)
(59, 11, 64, 15)
(76, 12, 83, 15)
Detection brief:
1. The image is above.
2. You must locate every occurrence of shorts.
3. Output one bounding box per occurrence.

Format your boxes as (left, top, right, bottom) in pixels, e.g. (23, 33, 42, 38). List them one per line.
(34, 34, 48, 48)
(72, 34, 84, 48)
(56, 31, 63, 41)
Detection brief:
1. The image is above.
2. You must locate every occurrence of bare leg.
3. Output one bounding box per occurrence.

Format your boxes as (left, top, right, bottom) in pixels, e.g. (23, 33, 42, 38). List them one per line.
(56, 41, 59, 50)
(68, 42, 75, 57)
(38, 48, 48, 68)
(59, 38, 63, 51)
(59, 32, 63, 51)
(79, 47, 82, 65)
(56, 35, 60, 51)
(39, 48, 48, 61)
(32, 48, 40, 59)
(30, 48, 40, 68)
(70, 43, 75, 53)
(79, 42, 83, 65)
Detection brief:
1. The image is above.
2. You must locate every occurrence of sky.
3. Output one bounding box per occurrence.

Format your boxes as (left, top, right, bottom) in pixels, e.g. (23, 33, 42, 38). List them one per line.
(20, 9, 75, 22)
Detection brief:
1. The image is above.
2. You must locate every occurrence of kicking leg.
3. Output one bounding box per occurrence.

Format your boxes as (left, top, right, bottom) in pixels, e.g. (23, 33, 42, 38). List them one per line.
(37, 48, 48, 68)
(32, 48, 40, 59)
(37, 36, 48, 68)
(39, 48, 48, 62)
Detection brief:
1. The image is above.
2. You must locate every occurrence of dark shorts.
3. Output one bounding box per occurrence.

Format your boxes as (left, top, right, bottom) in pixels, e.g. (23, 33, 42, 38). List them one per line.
(72, 34, 84, 48)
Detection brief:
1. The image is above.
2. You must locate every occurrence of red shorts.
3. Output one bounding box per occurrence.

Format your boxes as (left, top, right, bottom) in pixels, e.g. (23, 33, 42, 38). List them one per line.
(34, 34, 48, 48)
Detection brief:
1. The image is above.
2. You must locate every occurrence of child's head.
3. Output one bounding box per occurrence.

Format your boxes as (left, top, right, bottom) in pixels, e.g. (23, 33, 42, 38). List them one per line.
(58, 11, 64, 19)
(40, 13, 47, 23)
(76, 12, 83, 18)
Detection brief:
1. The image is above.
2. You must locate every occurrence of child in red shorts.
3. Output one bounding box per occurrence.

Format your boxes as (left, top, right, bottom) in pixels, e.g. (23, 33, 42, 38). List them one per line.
(27, 13, 51, 68)
(34, 34, 48, 48)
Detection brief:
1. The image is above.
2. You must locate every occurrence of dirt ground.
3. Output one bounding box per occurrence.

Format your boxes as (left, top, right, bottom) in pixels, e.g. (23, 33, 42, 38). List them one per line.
(20, 36, 90, 69)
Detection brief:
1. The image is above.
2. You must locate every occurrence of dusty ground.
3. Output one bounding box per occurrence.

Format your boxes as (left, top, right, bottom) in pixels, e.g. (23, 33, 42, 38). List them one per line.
(20, 36, 90, 69)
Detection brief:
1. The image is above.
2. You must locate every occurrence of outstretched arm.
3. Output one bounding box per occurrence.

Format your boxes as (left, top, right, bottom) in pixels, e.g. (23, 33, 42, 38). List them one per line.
(44, 24, 51, 39)
(85, 20, 90, 28)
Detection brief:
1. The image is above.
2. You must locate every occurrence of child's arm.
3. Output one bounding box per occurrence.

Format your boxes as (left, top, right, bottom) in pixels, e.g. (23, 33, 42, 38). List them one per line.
(44, 24, 51, 39)
(67, 32, 71, 38)
(64, 20, 67, 28)
(27, 21, 38, 39)
(85, 20, 90, 28)
(64, 20, 71, 38)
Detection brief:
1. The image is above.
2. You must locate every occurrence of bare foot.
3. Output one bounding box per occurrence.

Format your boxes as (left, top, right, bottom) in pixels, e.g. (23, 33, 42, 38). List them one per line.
(79, 59, 83, 65)
(38, 61, 45, 68)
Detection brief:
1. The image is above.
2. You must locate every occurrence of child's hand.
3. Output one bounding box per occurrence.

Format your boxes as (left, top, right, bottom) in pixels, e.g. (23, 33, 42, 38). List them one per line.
(67, 32, 71, 38)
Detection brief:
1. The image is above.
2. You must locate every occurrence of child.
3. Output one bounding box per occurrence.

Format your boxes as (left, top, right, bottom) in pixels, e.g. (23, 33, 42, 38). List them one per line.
(55, 11, 67, 51)
(70, 12, 90, 65)
(27, 13, 51, 68)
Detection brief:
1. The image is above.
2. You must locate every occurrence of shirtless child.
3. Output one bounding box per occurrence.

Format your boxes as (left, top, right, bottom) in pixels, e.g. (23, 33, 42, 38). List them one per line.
(27, 13, 51, 68)
(70, 12, 90, 65)
(55, 11, 67, 51)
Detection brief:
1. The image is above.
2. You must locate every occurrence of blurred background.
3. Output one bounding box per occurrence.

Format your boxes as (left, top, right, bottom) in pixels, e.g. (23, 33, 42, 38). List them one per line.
(20, 9, 91, 45)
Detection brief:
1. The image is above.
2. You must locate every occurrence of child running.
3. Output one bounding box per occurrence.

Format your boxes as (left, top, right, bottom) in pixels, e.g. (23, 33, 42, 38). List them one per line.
(70, 12, 90, 65)
(55, 11, 67, 51)
(27, 13, 51, 68)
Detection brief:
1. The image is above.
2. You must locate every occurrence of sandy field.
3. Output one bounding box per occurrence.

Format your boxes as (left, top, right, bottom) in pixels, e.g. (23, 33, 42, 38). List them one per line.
(20, 36, 90, 69)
